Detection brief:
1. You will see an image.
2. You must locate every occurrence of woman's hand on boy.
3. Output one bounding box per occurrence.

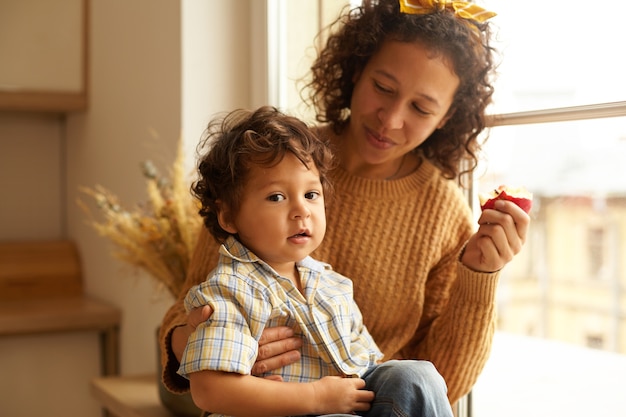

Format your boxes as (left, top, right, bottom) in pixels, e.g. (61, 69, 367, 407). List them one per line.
(251, 326, 303, 378)
(172, 305, 214, 362)
(178, 307, 303, 378)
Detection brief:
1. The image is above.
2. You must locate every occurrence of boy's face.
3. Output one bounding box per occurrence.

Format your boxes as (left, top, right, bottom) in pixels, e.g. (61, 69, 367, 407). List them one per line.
(221, 152, 326, 277)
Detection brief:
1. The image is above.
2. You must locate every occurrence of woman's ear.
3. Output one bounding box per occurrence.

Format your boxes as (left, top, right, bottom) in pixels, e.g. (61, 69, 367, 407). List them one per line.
(216, 200, 238, 234)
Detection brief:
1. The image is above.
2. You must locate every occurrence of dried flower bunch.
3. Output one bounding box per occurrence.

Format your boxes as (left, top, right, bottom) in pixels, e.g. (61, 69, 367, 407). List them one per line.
(79, 144, 201, 297)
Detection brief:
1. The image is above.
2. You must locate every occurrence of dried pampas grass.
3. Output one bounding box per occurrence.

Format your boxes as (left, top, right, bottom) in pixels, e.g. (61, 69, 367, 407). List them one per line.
(78, 141, 201, 297)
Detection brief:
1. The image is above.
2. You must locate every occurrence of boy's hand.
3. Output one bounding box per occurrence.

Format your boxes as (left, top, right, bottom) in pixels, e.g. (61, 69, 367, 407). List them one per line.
(311, 376, 374, 415)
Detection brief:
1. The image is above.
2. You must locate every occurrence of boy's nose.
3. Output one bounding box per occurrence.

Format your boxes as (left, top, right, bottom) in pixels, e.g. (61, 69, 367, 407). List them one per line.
(291, 200, 311, 219)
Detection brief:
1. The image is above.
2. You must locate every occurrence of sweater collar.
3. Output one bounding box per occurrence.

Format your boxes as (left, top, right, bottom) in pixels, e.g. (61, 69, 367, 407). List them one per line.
(329, 155, 440, 198)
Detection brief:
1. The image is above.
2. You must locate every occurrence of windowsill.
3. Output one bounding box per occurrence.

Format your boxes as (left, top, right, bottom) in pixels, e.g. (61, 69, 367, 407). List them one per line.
(472, 332, 626, 416)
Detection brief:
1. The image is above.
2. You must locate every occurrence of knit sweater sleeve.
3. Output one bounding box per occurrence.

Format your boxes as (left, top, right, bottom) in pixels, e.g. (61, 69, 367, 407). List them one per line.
(413, 263, 499, 403)
(398, 198, 500, 404)
(158, 226, 220, 393)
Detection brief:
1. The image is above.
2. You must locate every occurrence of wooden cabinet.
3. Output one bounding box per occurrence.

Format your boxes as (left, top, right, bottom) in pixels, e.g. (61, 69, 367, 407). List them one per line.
(0, 240, 121, 376)
(0, 0, 88, 112)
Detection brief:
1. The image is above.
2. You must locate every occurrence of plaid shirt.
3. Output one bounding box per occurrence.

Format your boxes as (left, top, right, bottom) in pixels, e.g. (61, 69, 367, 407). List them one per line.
(178, 236, 383, 382)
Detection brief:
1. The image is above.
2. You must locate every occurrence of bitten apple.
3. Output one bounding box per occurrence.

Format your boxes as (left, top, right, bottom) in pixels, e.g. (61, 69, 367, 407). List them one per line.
(479, 185, 533, 213)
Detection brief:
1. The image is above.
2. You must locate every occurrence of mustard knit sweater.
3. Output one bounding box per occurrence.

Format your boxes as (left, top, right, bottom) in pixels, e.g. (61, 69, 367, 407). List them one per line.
(159, 157, 499, 405)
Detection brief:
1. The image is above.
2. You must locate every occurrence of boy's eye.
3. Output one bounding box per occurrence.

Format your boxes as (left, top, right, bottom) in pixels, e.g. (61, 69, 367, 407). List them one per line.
(267, 194, 285, 202)
(305, 191, 321, 200)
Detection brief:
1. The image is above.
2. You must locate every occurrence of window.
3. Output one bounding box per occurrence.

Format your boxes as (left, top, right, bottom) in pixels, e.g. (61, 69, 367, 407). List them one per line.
(472, 1, 626, 415)
(483, 0, 626, 113)
(586, 334, 605, 350)
(588, 225, 606, 279)
(267, 0, 350, 120)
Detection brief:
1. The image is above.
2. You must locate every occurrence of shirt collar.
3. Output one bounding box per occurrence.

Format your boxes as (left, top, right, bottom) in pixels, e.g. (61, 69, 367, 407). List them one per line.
(220, 235, 331, 275)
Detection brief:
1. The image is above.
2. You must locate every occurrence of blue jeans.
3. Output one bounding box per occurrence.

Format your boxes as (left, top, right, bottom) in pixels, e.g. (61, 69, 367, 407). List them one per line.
(321, 360, 454, 417)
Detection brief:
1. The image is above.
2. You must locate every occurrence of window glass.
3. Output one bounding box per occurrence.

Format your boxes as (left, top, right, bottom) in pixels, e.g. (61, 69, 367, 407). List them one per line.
(473, 115, 626, 416)
(480, 0, 626, 113)
(475, 0, 626, 413)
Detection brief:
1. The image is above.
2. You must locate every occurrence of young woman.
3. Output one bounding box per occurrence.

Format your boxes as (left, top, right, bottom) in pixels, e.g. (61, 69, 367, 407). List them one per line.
(160, 0, 529, 412)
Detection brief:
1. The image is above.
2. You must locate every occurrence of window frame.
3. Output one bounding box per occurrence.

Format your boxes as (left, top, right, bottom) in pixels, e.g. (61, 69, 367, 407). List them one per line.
(488, 101, 626, 127)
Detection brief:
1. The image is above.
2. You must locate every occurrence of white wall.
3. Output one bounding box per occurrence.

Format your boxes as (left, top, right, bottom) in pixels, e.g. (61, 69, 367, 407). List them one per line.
(0, 1, 253, 416)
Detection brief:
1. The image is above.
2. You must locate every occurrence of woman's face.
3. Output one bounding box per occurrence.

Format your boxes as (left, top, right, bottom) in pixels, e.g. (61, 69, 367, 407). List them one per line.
(345, 39, 460, 171)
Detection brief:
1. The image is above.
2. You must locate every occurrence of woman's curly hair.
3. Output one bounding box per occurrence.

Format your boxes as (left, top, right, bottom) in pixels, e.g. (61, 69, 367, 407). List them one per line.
(304, 0, 497, 179)
(192, 106, 334, 243)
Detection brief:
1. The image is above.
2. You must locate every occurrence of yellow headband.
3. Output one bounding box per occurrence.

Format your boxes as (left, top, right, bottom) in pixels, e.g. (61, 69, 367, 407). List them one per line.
(399, 0, 496, 23)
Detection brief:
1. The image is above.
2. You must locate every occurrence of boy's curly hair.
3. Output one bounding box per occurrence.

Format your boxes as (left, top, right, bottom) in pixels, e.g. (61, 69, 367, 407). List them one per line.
(305, 0, 497, 179)
(192, 106, 334, 243)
